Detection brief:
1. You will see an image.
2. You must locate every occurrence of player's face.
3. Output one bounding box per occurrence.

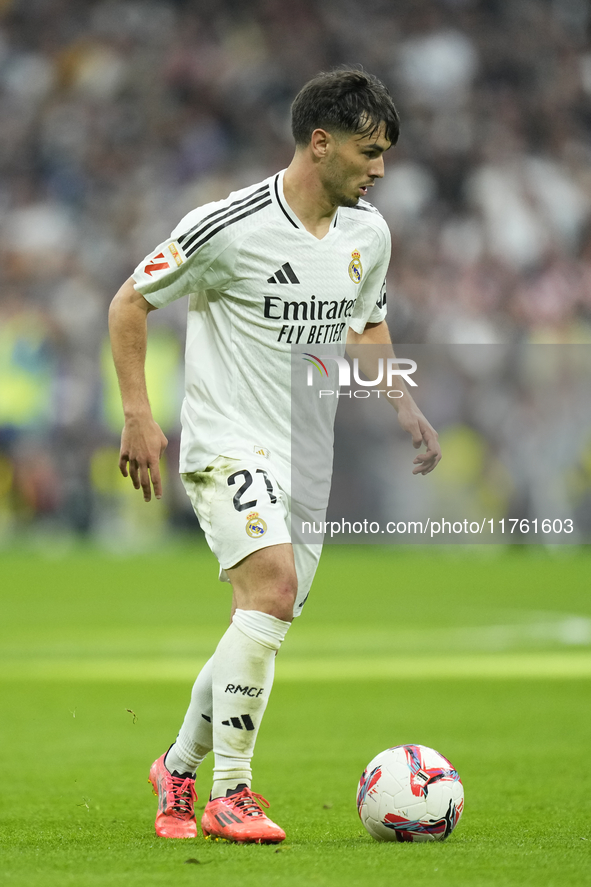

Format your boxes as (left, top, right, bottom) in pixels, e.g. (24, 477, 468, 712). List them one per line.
(322, 124, 391, 208)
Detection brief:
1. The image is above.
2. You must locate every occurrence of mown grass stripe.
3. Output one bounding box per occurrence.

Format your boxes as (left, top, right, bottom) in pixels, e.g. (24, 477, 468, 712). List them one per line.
(1, 652, 590, 681)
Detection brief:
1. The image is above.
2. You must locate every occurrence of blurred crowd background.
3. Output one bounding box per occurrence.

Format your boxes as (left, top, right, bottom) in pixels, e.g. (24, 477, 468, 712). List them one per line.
(2, 0, 591, 545)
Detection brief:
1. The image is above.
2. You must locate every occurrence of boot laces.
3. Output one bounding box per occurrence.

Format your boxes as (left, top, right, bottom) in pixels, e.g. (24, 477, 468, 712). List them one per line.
(230, 788, 270, 818)
(168, 774, 196, 817)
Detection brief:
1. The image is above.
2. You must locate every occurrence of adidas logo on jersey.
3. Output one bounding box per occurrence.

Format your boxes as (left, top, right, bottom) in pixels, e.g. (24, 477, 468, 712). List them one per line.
(267, 262, 300, 284)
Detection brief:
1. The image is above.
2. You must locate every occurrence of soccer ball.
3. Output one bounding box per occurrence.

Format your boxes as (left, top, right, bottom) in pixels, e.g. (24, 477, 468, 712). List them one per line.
(356, 744, 464, 842)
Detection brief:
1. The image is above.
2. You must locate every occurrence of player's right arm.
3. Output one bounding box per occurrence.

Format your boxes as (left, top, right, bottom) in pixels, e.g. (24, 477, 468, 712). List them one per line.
(108, 276, 168, 502)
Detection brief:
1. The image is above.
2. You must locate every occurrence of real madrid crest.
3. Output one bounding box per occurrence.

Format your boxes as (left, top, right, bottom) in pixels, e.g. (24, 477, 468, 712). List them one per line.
(348, 249, 363, 284)
(245, 511, 267, 538)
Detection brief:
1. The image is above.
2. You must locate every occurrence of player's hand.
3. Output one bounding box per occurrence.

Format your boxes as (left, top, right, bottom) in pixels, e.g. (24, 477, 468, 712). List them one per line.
(396, 406, 441, 475)
(119, 416, 168, 501)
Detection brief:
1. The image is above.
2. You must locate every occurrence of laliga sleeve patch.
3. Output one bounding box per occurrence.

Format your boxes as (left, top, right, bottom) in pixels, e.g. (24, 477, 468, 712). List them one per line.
(245, 511, 267, 538)
(168, 241, 184, 266)
(143, 242, 185, 279)
(143, 251, 170, 277)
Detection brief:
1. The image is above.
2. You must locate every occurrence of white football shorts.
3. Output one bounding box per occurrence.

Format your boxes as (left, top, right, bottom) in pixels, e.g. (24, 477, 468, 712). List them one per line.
(181, 455, 323, 617)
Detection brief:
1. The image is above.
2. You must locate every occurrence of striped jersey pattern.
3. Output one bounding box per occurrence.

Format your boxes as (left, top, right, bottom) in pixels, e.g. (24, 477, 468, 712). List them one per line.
(177, 184, 272, 258)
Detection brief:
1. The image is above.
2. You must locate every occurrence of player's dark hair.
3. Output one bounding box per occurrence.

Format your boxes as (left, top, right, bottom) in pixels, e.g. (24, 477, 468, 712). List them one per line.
(291, 68, 400, 147)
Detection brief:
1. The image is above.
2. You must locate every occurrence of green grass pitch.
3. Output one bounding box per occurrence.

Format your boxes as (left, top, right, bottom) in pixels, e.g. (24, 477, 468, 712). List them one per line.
(1, 544, 590, 886)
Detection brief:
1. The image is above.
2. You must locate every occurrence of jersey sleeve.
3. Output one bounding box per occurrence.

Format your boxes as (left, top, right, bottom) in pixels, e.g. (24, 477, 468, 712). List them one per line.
(348, 225, 390, 334)
(132, 205, 232, 307)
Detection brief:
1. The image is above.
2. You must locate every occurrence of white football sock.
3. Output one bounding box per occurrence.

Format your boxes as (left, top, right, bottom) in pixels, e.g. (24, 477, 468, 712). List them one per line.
(165, 656, 214, 776)
(211, 609, 290, 798)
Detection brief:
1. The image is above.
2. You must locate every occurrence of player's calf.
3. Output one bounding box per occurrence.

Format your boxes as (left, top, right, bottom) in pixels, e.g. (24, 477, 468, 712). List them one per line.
(210, 609, 291, 798)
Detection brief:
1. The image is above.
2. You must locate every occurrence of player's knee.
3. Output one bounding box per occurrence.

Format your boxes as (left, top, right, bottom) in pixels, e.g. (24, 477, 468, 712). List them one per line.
(267, 577, 298, 622)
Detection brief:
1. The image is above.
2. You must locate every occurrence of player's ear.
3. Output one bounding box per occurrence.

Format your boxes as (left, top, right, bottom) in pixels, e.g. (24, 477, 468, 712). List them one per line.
(310, 128, 331, 159)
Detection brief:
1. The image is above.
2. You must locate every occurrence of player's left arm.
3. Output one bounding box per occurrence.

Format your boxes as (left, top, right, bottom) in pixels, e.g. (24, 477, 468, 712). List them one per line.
(346, 320, 441, 475)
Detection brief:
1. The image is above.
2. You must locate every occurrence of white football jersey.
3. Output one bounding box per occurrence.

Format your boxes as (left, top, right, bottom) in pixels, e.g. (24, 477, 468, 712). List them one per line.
(133, 170, 390, 486)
